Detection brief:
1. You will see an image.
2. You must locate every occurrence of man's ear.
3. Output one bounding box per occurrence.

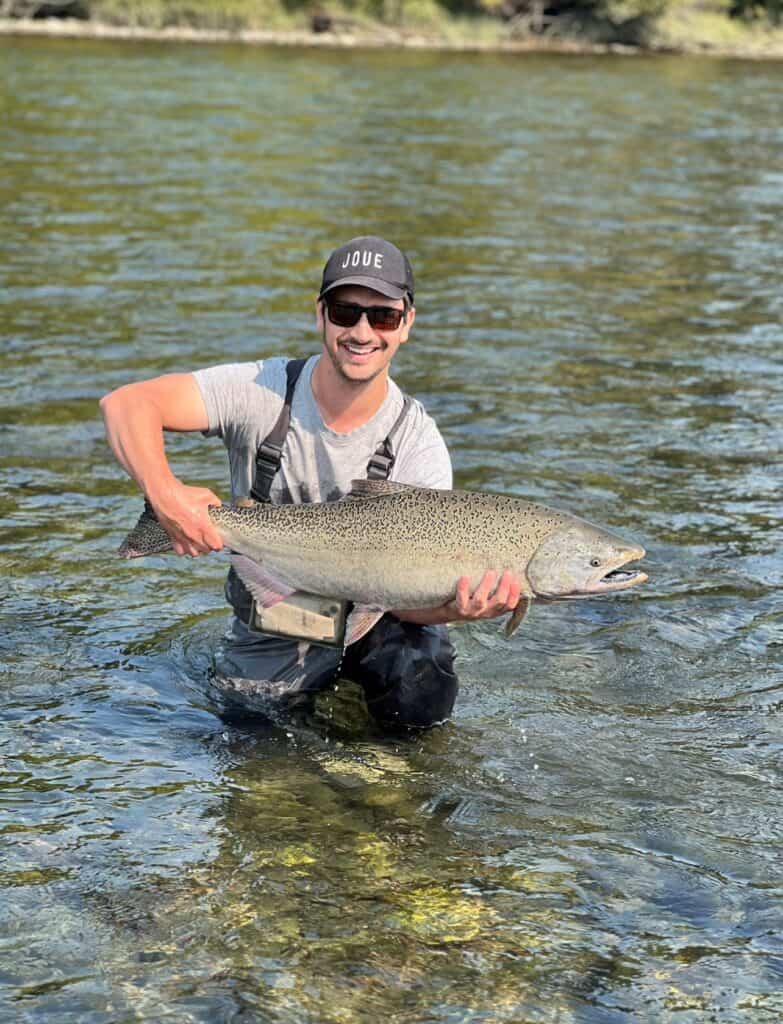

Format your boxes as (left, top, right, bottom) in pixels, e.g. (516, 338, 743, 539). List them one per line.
(315, 296, 326, 330)
(400, 304, 415, 342)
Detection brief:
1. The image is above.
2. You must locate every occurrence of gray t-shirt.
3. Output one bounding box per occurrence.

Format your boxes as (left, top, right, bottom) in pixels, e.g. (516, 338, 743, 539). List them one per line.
(194, 354, 452, 502)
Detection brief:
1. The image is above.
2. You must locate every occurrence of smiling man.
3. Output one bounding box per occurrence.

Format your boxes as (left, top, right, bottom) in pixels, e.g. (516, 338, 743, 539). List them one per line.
(101, 236, 521, 730)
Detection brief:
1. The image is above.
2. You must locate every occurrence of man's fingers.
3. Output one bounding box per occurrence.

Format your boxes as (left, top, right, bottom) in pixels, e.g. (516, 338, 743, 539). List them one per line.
(177, 509, 224, 554)
(486, 571, 524, 614)
(473, 571, 497, 608)
(204, 527, 224, 551)
(195, 492, 223, 550)
(454, 576, 471, 615)
(168, 522, 220, 557)
(450, 571, 525, 622)
(172, 534, 199, 557)
(191, 526, 222, 555)
(491, 570, 513, 609)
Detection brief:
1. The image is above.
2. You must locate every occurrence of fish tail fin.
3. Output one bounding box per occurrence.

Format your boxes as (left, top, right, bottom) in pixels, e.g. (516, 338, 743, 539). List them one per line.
(118, 502, 174, 558)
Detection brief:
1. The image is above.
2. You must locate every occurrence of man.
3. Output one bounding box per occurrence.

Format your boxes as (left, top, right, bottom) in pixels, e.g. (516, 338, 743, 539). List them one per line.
(101, 236, 521, 730)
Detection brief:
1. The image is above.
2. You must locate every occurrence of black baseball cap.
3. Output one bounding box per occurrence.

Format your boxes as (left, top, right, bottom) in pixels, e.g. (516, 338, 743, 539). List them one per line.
(319, 236, 414, 303)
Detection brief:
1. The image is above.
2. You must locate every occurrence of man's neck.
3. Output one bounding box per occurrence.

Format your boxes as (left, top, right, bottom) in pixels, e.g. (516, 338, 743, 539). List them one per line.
(311, 356, 389, 434)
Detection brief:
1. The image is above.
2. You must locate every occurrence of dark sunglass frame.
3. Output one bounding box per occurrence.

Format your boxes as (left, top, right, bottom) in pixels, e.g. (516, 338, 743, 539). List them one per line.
(324, 299, 405, 331)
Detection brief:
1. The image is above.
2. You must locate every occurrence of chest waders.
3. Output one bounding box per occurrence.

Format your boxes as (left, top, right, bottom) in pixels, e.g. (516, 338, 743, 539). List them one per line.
(224, 357, 412, 647)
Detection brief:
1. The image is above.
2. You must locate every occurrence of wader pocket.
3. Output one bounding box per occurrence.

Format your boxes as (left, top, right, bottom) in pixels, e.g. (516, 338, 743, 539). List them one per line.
(249, 593, 348, 648)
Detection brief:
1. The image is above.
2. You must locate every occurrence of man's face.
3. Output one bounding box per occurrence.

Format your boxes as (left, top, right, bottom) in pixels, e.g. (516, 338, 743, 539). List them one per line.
(316, 284, 415, 385)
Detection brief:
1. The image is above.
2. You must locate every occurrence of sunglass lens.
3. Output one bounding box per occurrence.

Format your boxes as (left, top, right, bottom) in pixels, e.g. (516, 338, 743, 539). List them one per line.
(327, 302, 361, 327)
(368, 308, 403, 330)
(326, 301, 403, 331)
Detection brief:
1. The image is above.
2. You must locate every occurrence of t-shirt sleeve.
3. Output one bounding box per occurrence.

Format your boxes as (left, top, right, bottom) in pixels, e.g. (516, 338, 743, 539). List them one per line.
(391, 401, 453, 490)
(193, 359, 287, 449)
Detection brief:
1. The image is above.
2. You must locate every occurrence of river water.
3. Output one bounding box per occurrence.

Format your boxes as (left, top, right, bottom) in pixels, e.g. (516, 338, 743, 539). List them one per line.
(1, 35, 781, 1023)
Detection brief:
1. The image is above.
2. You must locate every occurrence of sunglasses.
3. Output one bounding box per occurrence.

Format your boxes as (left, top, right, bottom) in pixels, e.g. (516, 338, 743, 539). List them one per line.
(325, 299, 405, 332)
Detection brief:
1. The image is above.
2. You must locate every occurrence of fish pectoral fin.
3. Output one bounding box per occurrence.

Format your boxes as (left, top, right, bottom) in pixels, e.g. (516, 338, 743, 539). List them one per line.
(344, 605, 386, 646)
(348, 479, 420, 499)
(504, 597, 531, 638)
(230, 554, 296, 609)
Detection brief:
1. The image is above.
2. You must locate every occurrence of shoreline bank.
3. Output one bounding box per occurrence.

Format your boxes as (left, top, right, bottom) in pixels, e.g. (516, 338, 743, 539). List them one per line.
(2, 13, 783, 58)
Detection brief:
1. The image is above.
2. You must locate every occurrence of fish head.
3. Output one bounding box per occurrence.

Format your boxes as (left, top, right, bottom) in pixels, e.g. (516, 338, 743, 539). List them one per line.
(526, 521, 647, 599)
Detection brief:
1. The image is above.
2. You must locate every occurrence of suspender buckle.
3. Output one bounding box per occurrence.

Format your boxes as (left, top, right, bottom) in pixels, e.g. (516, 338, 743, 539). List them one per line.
(250, 442, 285, 502)
(257, 440, 283, 468)
(367, 450, 394, 479)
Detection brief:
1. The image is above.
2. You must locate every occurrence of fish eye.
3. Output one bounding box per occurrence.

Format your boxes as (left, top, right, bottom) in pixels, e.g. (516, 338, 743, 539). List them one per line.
(590, 558, 602, 567)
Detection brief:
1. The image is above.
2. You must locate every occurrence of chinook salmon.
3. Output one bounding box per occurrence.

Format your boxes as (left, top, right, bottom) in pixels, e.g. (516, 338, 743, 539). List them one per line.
(119, 479, 647, 645)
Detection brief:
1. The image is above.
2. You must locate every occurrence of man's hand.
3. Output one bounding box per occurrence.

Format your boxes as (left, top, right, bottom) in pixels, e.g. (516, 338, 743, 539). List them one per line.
(148, 482, 225, 557)
(394, 570, 523, 627)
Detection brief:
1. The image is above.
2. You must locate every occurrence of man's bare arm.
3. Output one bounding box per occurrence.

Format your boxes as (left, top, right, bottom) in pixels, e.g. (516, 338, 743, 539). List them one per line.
(393, 570, 522, 626)
(99, 373, 224, 557)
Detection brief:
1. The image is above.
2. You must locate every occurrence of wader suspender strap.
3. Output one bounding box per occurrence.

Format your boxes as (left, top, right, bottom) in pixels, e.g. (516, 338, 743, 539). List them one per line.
(367, 394, 412, 479)
(249, 358, 308, 503)
(249, 359, 413, 501)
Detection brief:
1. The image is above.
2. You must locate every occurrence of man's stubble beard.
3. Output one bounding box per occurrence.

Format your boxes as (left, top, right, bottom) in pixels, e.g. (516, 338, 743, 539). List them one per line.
(321, 325, 388, 386)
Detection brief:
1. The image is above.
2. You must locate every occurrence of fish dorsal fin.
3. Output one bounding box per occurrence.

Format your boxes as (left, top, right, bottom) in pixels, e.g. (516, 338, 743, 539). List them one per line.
(348, 479, 419, 499)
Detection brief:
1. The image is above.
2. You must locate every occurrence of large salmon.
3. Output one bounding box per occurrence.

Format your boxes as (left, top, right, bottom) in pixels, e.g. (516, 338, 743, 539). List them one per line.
(119, 480, 647, 644)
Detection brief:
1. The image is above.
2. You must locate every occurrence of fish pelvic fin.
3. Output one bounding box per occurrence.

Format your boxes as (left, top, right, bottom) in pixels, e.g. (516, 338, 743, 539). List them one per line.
(345, 605, 386, 646)
(118, 504, 174, 558)
(504, 597, 531, 638)
(230, 554, 297, 609)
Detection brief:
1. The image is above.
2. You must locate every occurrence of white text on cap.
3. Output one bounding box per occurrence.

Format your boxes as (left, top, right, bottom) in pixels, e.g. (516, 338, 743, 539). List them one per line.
(341, 249, 385, 270)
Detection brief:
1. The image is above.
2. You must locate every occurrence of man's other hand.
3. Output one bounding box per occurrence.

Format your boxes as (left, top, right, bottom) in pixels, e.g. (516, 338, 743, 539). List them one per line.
(393, 570, 523, 627)
(446, 570, 522, 622)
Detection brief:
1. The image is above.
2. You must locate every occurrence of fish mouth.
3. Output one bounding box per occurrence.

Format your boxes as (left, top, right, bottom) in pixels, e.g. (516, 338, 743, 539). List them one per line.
(590, 546, 648, 593)
(596, 565, 649, 591)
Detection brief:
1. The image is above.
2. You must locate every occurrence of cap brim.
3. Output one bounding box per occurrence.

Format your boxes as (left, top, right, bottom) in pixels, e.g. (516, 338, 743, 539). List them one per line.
(319, 276, 408, 301)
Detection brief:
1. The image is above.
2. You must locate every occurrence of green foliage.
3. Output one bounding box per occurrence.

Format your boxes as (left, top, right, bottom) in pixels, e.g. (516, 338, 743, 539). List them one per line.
(87, 0, 303, 30)
(4, 0, 783, 41)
